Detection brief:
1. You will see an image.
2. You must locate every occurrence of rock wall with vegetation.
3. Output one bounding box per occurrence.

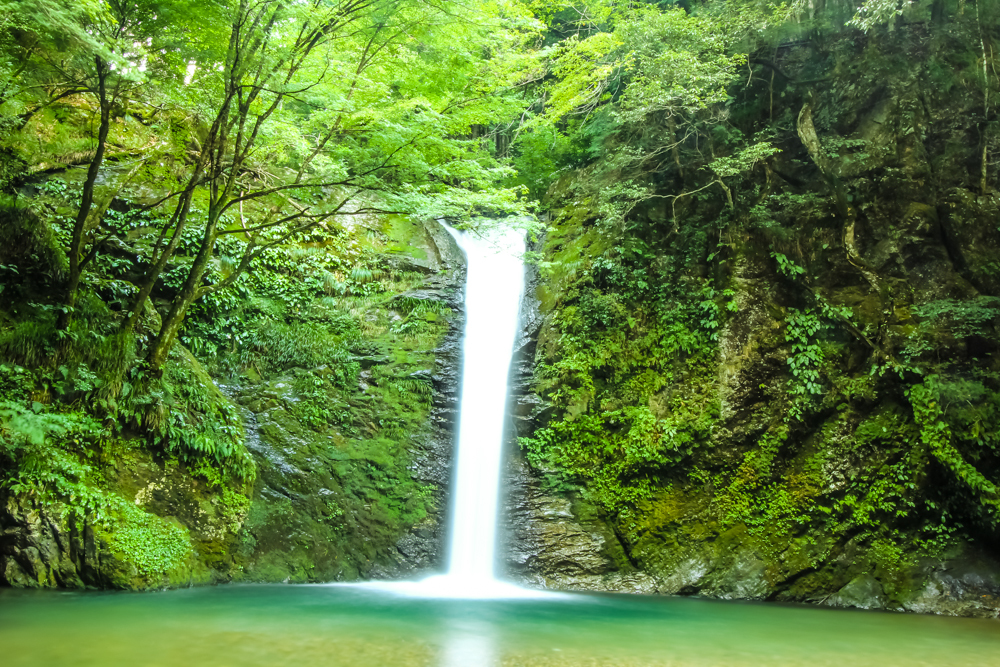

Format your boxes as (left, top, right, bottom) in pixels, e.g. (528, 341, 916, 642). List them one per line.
(1, 194, 465, 587)
(505, 11, 1000, 618)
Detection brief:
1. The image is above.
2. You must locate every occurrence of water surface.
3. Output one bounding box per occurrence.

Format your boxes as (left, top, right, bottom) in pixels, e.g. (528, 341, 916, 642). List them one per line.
(2, 584, 998, 666)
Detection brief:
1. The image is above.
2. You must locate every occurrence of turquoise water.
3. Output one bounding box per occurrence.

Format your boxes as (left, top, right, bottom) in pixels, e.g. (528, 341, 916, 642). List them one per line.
(1, 584, 998, 666)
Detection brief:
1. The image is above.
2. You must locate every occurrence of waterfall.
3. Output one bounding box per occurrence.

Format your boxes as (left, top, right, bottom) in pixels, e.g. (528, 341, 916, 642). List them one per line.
(441, 224, 524, 584)
(359, 221, 550, 599)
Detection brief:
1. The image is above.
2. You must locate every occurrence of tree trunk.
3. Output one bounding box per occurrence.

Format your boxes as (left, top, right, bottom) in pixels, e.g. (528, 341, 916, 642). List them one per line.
(667, 114, 684, 179)
(797, 99, 881, 293)
(978, 0, 990, 196)
(120, 171, 203, 336)
(145, 216, 219, 370)
(57, 57, 110, 333)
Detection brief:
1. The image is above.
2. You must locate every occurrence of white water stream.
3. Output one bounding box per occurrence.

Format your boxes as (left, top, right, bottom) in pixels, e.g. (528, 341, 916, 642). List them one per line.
(440, 224, 524, 585)
(360, 222, 551, 599)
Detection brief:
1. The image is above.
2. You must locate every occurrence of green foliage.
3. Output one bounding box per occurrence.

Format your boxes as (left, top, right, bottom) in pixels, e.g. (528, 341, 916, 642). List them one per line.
(0, 400, 106, 519)
(909, 376, 1000, 518)
(119, 353, 254, 481)
(514, 0, 1000, 593)
(849, 0, 914, 32)
(715, 426, 815, 539)
(103, 501, 193, 577)
(523, 240, 721, 510)
(784, 308, 828, 420)
(708, 142, 782, 179)
(770, 252, 857, 421)
(510, 126, 578, 198)
(0, 316, 58, 367)
(0, 198, 67, 291)
(4, 0, 999, 592)
(913, 297, 1000, 339)
(239, 320, 358, 383)
(287, 372, 346, 431)
(518, 1, 791, 223)
(771, 252, 807, 279)
(835, 443, 920, 534)
(697, 284, 737, 341)
(0, 393, 190, 576)
(0, 286, 252, 480)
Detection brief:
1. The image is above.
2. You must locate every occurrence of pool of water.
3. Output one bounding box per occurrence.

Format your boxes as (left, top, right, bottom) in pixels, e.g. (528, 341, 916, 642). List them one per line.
(2, 584, 998, 666)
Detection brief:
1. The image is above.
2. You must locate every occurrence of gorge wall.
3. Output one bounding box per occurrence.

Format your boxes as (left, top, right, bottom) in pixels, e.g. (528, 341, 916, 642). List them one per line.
(4, 3, 1000, 624)
(502, 22, 1000, 618)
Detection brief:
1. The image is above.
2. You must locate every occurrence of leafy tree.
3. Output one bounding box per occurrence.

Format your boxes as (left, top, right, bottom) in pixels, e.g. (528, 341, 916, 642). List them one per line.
(515, 3, 786, 228)
(116, 0, 538, 370)
(1, 1, 208, 334)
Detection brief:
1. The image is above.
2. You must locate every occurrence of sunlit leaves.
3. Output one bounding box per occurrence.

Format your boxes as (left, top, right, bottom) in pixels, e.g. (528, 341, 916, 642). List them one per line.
(543, 31, 623, 120)
(708, 141, 781, 178)
(848, 0, 914, 32)
(614, 7, 743, 121)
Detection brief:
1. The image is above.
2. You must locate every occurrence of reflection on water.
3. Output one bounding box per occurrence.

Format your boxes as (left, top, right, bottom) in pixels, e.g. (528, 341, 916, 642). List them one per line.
(440, 627, 495, 667)
(2, 584, 999, 667)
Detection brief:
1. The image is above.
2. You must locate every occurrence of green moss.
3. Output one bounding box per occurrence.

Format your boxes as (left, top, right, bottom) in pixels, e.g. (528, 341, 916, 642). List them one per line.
(378, 215, 429, 259)
(536, 220, 610, 313)
(190, 460, 252, 533)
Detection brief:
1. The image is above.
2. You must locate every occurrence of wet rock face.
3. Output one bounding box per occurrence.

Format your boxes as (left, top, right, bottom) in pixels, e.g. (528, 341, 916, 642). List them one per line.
(827, 573, 887, 610)
(501, 455, 660, 594)
(233, 219, 467, 583)
(901, 553, 1000, 618)
(0, 495, 166, 590)
(371, 221, 467, 578)
(0, 496, 86, 588)
(375, 263, 466, 578)
(503, 457, 607, 580)
(389, 221, 466, 575)
(507, 234, 548, 442)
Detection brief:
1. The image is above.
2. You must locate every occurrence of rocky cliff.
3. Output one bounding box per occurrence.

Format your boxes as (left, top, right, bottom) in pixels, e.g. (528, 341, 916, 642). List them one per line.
(502, 23, 1000, 618)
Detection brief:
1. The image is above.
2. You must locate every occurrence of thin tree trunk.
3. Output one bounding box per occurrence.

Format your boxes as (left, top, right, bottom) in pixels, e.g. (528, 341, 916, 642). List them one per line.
(977, 0, 990, 195)
(797, 99, 880, 292)
(667, 114, 684, 179)
(121, 86, 232, 336)
(58, 57, 110, 332)
(145, 215, 220, 370)
(120, 165, 204, 336)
